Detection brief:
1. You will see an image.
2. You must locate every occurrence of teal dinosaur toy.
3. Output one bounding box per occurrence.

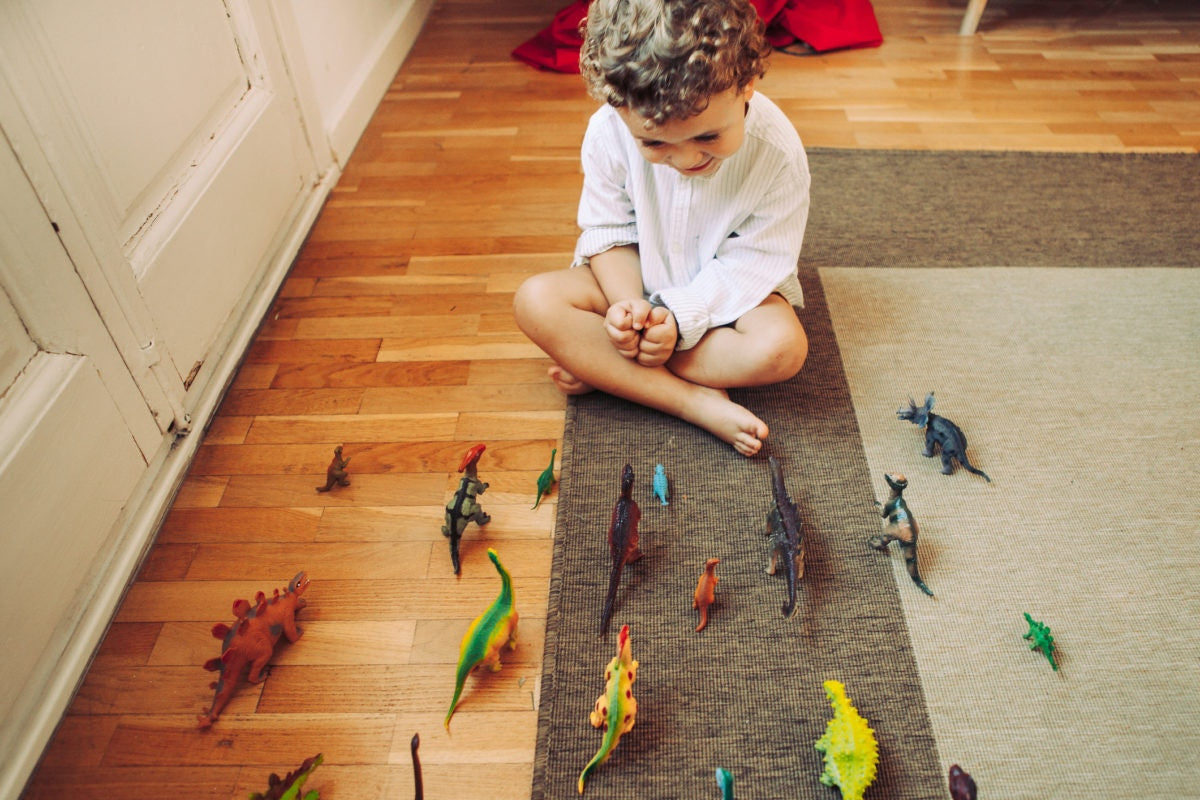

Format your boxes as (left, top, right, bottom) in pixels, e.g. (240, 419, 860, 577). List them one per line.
(444, 548, 519, 730)
(1022, 612, 1058, 670)
(715, 767, 734, 799)
(814, 680, 879, 800)
(578, 624, 639, 794)
(249, 752, 323, 800)
(533, 448, 557, 509)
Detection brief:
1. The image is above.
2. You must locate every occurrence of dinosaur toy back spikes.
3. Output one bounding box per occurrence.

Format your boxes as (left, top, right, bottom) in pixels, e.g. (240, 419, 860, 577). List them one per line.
(578, 624, 639, 794)
(600, 464, 642, 637)
(764, 456, 804, 617)
(199, 571, 309, 729)
(897, 392, 991, 482)
(442, 443, 491, 574)
(814, 680, 879, 800)
(444, 548, 519, 730)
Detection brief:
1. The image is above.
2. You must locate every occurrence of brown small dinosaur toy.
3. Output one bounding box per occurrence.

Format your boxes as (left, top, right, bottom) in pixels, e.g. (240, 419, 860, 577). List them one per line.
(199, 571, 310, 729)
(316, 445, 350, 492)
(693, 558, 720, 632)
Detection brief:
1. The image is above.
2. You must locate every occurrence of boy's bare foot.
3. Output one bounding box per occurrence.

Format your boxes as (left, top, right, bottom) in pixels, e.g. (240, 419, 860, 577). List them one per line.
(548, 365, 594, 395)
(683, 386, 769, 457)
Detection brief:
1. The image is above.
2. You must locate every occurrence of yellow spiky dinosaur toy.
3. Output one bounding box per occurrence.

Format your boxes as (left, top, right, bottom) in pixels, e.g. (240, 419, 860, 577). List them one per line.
(577, 624, 638, 794)
(814, 680, 879, 800)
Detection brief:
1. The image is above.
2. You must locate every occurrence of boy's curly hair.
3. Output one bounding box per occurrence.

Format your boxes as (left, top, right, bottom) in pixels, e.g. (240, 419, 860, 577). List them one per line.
(580, 0, 771, 125)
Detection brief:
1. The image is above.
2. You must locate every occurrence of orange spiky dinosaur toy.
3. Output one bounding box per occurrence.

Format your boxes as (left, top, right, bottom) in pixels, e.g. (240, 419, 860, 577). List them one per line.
(198, 571, 309, 729)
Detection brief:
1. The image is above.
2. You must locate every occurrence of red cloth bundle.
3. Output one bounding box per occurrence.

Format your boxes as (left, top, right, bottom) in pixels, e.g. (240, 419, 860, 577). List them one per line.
(512, 0, 882, 73)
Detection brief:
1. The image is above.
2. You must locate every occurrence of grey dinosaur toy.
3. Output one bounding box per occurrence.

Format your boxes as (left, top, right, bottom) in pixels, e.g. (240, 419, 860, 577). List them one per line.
(897, 392, 991, 482)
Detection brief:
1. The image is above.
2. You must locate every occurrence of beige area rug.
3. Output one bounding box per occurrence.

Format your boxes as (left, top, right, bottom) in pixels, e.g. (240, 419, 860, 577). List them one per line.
(821, 266, 1200, 799)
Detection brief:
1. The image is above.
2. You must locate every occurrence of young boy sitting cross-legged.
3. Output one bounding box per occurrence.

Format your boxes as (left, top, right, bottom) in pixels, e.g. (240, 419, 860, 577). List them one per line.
(513, 0, 811, 457)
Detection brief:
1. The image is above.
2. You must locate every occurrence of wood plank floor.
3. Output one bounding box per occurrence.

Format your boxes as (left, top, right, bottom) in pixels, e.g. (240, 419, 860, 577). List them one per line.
(20, 0, 1199, 798)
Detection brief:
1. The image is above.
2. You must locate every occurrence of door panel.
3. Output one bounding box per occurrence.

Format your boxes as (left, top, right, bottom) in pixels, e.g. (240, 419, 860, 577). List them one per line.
(0, 0, 320, 415)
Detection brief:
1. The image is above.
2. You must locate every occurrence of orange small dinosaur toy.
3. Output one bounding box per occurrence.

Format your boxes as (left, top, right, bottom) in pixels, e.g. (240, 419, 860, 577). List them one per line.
(693, 558, 720, 632)
(198, 571, 309, 729)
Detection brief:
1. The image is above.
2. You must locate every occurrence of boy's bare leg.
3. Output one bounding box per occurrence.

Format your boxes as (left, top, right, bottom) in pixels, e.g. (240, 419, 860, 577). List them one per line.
(514, 268, 771, 456)
(666, 294, 808, 389)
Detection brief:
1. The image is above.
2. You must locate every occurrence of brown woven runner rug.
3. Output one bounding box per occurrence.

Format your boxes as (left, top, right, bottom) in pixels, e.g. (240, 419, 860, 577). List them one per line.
(532, 268, 943, 799)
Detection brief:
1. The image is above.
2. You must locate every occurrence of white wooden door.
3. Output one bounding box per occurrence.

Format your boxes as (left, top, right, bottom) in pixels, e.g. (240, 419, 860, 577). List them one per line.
(0, 0, 323, 432)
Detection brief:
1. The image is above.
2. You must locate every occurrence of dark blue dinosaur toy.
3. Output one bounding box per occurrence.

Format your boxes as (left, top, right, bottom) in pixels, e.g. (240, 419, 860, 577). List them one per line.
(765, 456, 804, 618)
(897, 392, 991, 482)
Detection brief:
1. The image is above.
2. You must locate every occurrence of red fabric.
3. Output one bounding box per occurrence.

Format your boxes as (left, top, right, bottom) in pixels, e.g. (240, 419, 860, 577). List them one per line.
(512, 0, 882, 73)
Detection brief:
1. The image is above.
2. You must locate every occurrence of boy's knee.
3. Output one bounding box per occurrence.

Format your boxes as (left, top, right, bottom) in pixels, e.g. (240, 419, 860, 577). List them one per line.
(763, 324, 808, 382)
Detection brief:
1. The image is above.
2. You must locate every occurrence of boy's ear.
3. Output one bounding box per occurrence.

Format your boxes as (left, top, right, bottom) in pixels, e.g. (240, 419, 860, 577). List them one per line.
(741, 77, 757, 102)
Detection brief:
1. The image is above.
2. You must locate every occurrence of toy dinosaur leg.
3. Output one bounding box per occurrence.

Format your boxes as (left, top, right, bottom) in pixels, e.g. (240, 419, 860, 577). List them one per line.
(765, 546, 779, 575)
(470, 510, 491, 526)
(282, 617, 303, 642)
(923, 432, 937, 458)
(940, 452, 957, 475)
(247, 653, 272, 683)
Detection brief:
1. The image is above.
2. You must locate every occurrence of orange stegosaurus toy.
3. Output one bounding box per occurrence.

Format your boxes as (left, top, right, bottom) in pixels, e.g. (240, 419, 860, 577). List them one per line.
(198, 571, 309, 729)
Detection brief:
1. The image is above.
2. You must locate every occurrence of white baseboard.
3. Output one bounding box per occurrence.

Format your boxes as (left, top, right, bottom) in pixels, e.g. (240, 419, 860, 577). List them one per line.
(2, 165, 341, 800)
(326, 0, 436, 166)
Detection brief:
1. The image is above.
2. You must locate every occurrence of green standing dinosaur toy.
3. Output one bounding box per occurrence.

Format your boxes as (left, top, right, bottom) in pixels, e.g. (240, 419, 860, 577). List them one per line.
(578, 624, 639, 794)
(533, 448, 557, 509)
(814, 680, 879, 800)
(1023, 612, 1058, 670)
(444, 548, 519, 730)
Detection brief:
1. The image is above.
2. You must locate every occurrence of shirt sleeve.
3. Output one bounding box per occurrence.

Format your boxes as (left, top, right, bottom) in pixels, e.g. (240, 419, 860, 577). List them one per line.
(651, 161, 810, 350)
(572, 114, 639, 267)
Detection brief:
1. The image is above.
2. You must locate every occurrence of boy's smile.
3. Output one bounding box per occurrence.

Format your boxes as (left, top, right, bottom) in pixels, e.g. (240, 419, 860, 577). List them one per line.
(617, 83, 755, 178)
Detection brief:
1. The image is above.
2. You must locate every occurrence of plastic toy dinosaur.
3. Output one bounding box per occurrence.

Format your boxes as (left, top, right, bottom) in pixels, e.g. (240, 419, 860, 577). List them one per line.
(949, 764, 977, 800)
(764, 456, 804, 617)
(600, 464, 642, 637)
(533, 448, 557, 509)
(1022, 612, 1058, 670)
(693, 558, 720, 632)
(814, 680, 879, 800)
(199, 571, 309, 729)
(444, 548, 519, 730)
(249, 752, 323, 800)
(411, 733, 424, 800)
(578, 624, 639, 794)
(870, 473, 934, 596)
(715, 767, 734, 799)
(442, 443, 491, 575)
(652, 463, 669, 505)
(898, 393, 991, 482)
(315, 445, 350, 492)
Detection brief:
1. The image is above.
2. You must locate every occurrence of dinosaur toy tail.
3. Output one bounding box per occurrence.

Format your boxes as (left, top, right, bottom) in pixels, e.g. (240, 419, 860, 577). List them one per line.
(412, 733, 424, 800)
(599, 564, 622, 637)
(960, 460, 992, 482)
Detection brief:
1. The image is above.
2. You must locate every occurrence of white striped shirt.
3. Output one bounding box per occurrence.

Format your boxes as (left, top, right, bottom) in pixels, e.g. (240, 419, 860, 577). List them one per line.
(573, 92, 810, 350)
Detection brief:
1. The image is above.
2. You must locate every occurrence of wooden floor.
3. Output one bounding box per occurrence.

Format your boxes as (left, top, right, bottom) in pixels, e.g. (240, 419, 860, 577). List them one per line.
(20, 0, 1199, 798)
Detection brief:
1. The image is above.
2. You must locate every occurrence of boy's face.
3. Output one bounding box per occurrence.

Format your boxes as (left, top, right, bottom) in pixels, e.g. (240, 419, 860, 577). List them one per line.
(617, 83, 755, 179)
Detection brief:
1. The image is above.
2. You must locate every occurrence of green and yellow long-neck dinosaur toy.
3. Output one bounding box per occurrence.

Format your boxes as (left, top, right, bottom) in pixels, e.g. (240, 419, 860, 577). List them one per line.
(578, 624, 639, 794)
(814, 680, 879, 800)
(444, 548, 518, 731)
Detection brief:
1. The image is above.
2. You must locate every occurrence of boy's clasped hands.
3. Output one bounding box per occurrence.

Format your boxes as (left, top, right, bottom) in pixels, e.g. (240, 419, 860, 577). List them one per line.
(604, 299, 679, 367)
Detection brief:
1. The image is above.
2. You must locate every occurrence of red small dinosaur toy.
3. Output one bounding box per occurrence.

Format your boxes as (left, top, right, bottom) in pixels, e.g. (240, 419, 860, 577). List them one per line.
(198, 571, 309, 729)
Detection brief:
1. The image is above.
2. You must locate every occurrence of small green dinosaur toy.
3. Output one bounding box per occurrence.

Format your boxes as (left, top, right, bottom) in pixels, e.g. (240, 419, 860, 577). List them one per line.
(444, 548, 519, 730)
(578, 623, 639, 794)
(533, 448, 557, 509)
(248, 752, 322, 800)
(1022, 612, 1058, 670)
(814, 680, 879, 800)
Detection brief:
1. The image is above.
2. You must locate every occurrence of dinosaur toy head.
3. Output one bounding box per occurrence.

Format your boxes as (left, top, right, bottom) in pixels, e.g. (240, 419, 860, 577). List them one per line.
(458, 443, 486, 472)
(288, 571, 310, 609)
(897, 392, 936, 427)
(619, 464, 634, 499)
(884, 473, 908, 493)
